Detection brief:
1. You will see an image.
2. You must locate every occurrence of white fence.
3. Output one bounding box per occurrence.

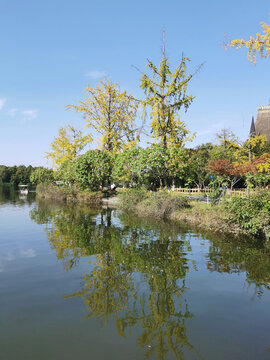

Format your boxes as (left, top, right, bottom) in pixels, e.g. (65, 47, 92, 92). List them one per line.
(171, 188, 264, 197)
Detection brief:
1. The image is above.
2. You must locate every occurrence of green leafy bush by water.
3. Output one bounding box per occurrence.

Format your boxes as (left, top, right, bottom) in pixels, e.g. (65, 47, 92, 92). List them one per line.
(71, 150, 112, 190)
(226, 191, 270, 238)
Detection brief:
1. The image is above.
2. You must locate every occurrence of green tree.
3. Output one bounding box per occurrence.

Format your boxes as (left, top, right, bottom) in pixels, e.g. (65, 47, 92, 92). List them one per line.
(0, 165, 40, 185)
(30, 167, 55, 185)
(186, 143, 213, 189)
(112, 145, 188, 188)
(10, 165, 34, 185)
(72, 150, 112, 190)
(111, 147, 141, 186)
(56, 159, 76, 185)
(67, 78, 139, 152)
(167, 146, 189, 187)
(0, 166, 11, 183)
(113, 145, 170, 188)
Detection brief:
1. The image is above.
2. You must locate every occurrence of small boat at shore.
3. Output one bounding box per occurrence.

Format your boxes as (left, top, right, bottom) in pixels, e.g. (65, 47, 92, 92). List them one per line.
(19, 184, 29, 195)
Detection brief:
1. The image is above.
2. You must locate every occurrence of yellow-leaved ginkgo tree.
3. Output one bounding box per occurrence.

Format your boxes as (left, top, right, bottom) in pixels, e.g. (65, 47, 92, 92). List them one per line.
(228, 20, 270, 64)
(67, 78, 139, 152)
(140, 54, 202, 148)
(46, 125, 92, 168)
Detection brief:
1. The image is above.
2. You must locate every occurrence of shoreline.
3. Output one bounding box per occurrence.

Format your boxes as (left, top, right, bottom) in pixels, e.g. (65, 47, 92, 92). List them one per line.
(36, 183, 104, 204)
(35, 185, 269, 241)
(102, 196, 119, 206)
(117, 190, 269, 241)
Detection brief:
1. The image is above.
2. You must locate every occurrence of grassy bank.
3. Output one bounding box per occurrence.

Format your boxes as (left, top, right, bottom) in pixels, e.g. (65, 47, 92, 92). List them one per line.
(36, 183, 104, 204)
(119, 189, 270, 240)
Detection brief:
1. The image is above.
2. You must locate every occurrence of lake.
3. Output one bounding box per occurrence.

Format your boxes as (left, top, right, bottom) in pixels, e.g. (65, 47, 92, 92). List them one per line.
(0, 186, 270, 359)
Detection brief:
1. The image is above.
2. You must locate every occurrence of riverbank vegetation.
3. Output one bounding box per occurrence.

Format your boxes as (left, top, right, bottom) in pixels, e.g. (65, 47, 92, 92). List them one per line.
(119, 189, 270, 240)
(34, 135, 270, 192)
(36, 183, 103, 204)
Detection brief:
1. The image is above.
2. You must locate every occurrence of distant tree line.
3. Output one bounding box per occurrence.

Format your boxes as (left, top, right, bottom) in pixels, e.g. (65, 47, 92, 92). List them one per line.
(0, 165, 51, 185)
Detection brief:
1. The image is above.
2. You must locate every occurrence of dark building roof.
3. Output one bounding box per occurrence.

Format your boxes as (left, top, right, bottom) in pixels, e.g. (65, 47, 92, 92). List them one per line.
(249, 116, 256, 138)
(255, 102, 270, 141)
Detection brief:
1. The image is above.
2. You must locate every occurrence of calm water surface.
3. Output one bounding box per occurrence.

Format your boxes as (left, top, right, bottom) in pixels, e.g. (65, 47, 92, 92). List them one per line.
(0, 186, 270, 359)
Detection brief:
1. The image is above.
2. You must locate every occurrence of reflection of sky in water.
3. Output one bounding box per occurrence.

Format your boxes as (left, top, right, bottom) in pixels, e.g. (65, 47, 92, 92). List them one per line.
(4, 249, 36, 261)
(0, 249, 36, 271)
(0, 201, 48, 275)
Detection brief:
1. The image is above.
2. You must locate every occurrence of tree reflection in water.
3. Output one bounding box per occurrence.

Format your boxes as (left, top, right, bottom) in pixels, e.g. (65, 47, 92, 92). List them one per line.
(0, 184, 36, 205)
(30, 201, 199, 359)
(30, 200, 270, 359)
(206, 238, 270, 296)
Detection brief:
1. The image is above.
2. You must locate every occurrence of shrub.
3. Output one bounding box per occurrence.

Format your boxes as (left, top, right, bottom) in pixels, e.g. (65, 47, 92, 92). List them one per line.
(76, 190, 103, 204)
(226, 191, 270, 238)
(138, 192, 189, 219)
(36, 183, 67, 201)
(119, 189, 189, 219)
(36, 183, 103, 204)
(118, 188, 149, 211)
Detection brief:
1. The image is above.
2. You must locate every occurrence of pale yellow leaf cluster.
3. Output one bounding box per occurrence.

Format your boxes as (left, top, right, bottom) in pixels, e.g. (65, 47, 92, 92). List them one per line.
(46, 125, 92, 168)
(229, 22, 270, 64)
(256, 153, 270, 173)
(67, 78, 138, 152)
(230, 135, 267, 165)
(246, 135, 267, 152)
(140, 56, 200, 147)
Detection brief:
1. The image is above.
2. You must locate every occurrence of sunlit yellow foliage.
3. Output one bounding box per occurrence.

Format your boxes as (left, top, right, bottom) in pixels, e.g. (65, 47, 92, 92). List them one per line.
(246, 135, 267, 154)
(223, 136, 268, 167)
(67, 78, 138, 151)
(233, 148, 249, 165)
(256, 153, 270, 173)
(140, 56, 201, 147)
(121, 139, 138, 151)
(46, 125, 91, 168)
(229, 22, 270, 64)
(225, 140, 241, 151)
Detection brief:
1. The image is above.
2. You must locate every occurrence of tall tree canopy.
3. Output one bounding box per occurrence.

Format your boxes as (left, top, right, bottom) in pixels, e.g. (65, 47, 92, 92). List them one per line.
(140, 54, 201, 148)
(228, 20, 270, 64)
(67, 79, 138, 152)
(46, 125, 91, 168)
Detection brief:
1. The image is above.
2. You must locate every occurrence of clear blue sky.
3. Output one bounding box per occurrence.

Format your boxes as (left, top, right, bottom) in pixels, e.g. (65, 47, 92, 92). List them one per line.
(0, 0, 270, 166)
